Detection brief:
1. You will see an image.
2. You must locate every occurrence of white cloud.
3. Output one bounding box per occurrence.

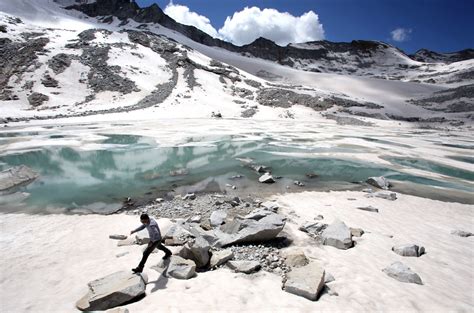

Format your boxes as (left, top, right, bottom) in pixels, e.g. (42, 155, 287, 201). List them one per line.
(218, 7, 325, 46)
(390, 27, 412, 42)
(163, 2, 325, 46)
(164, 1, 219, 38)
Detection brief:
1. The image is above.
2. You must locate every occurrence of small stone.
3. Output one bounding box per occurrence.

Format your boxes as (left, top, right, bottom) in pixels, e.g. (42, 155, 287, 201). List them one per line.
(182, 193, 196, 200)
(109, 234, 128, 240)
(356, 206, 379, 213)
(259, 173, 275, 184)
(227, 260, 261, 274)
(350, 228, 364, 237)
(366, 176, 391, 189)
(382, 261, 423, 285)
(392, 244, 425, 257)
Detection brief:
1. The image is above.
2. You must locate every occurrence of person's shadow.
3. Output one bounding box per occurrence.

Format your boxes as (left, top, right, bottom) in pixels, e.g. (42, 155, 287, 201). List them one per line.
(149, 259, 170, 293)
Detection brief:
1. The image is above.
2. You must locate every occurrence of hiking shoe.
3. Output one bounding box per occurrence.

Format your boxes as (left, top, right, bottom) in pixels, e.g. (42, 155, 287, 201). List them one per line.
(132, 267, 142, 273)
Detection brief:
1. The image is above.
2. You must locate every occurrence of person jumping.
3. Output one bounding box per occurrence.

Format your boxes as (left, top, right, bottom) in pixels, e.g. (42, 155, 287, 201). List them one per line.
(130, 213, 172, 273)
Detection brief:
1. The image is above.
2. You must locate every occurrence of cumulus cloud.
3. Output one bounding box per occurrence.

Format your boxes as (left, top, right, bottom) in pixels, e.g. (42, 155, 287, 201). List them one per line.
(163, 2, 325, 46)
(390, 27, 412, 42)
(164, 1, 219, 38)
(218, 7, 325, 46)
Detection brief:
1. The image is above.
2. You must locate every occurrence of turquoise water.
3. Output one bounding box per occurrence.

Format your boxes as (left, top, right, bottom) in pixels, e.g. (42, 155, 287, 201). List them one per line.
(0, 123, 473, 213)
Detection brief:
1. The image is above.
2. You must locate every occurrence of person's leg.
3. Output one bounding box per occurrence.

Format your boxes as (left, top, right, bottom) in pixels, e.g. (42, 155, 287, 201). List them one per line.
(136, 241, 159, 271)
(156, 242, 172, 258)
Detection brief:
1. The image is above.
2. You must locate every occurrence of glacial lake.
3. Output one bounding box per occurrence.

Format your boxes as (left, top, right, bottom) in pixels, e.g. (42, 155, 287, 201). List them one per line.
(0, 119, 473, 213)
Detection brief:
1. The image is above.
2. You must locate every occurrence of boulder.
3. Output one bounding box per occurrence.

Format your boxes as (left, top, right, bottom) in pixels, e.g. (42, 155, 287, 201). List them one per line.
(350, 228, 364, 237)
(227, 260, 261, 274)
(259, 173, 275, 183)
(27, 92, 49, 107)
(109, 234, 127, 240)
(382, 262, 423, 285)
(366, 176, 391, 189)
(283, 250, 309, 268)
(178, 236, 210, 268)
(210, 249, 234, 267)
(76, 271, 147, 311)
(299, 222, 327, 236)
(392, 244, 425, 257)
(451, 229, 473, 237)
(210, 210, 227, 227)
(167, 256, 196, 279)
(0, 165, 39, 192)
(214, 213, 285, 247)
(356, 206, 379, 213)
(284, 262, 325, 301)
(321, 220, 353, 249)
(163, 221, 194, 244)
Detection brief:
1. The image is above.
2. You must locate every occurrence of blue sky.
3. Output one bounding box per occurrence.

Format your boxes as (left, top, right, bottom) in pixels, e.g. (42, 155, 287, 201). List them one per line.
(136, 0, 474, 53)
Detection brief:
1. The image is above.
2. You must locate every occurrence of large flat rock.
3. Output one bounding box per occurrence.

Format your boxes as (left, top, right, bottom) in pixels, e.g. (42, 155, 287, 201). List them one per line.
(213, 213, 285, 247)
(284, 261, 325, 301)
(76, 271, 148, 311)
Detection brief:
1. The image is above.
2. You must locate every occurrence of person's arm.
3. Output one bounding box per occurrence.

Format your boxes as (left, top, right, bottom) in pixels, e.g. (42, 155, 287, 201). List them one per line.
(130, 224, 146, 235)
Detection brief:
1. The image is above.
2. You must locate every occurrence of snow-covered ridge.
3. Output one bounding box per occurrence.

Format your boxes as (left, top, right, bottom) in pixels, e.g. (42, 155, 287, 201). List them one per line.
(0, 0, 472, 126)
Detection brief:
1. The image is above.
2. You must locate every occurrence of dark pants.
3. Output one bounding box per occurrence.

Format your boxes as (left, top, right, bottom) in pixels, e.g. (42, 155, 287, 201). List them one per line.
(137, 240, 172, 270)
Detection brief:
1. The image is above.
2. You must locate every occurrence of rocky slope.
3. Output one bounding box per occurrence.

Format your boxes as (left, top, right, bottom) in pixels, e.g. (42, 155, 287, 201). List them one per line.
(68, 0, 474, 85)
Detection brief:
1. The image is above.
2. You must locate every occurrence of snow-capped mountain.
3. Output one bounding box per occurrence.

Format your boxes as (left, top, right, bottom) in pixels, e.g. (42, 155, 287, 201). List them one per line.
(0, 0, 472, 125)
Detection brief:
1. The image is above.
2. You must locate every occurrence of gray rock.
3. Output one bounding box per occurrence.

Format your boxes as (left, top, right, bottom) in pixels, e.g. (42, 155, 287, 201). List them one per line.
(356, 206, 379, 213)
(299, 222, 327, 236)
(28, 92, 49, 107)
(366, 176, 391, 189)
(366, 192, 397, 201)
(392, 244, 425, 257)
(109, 234, 127, 240)
(182, 193, 196, 200)
(382, 261, 423, 285)
(76, 271, 148, 311)
(451, 229, 473, 237)
(178, 236, 210, 268)
(210, 249, 234, 267)
(163, 221, 194, 244)
(166, 256, 196, 279)
(259, 173, 275, 183)
(0, 165, 39, 192)
(214, 213, 285, 247)
(210, 210, 227, 227)
(283, 250, 309, 268)
(321, 220, 353, 249)
(284, 262, 325, 301)
(227, 260, 261, 274)
(350, 228, 364, 237)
